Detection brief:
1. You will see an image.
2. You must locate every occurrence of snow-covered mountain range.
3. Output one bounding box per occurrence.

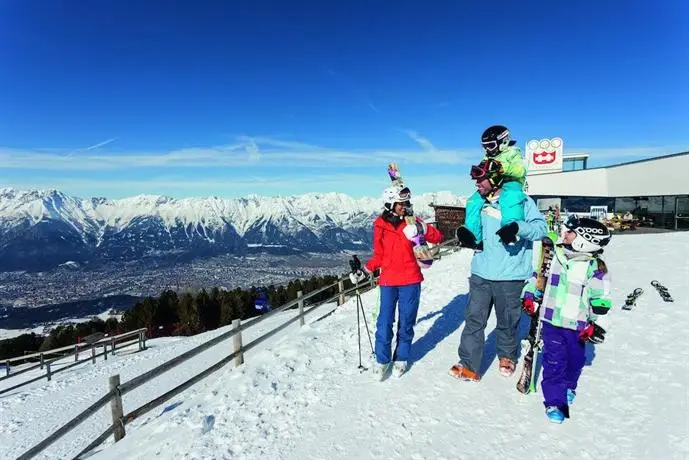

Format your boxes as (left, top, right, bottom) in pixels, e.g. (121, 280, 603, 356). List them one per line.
(0, 188, 466, 272)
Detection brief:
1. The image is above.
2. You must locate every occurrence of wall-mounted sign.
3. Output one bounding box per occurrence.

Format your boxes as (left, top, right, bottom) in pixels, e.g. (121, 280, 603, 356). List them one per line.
(526, 137, 564, 174)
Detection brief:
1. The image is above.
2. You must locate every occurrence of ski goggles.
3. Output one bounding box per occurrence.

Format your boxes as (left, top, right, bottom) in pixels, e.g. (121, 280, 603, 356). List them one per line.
(396, 187, 411, 201)
(564, 216, 608, 249)
(481, 140, 500, 155)
(470, 160, 500, 182)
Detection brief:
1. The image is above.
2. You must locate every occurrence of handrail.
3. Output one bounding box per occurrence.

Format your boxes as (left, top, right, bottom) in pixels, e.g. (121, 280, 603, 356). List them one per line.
(4, 328, 147, 364)
(0, 336, 144, 396)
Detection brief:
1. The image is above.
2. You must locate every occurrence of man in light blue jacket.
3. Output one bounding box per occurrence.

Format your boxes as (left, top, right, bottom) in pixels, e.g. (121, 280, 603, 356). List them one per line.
(449, 161, 547, 382)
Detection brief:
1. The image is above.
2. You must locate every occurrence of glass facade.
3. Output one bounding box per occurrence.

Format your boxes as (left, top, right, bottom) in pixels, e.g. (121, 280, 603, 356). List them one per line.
(563, 157, 587, 171)
(531, 194, 689, 230)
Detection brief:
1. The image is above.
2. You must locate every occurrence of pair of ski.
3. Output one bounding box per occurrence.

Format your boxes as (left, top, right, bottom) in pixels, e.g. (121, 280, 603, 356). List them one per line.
(622, 280, 674, 311)
(515, 233, 557, 395)
(386, 163, 437, 267)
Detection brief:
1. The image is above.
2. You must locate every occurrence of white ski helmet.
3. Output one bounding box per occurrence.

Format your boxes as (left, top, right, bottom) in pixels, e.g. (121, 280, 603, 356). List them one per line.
(382, 184, 411, 211)
(564, 216, 611, 253)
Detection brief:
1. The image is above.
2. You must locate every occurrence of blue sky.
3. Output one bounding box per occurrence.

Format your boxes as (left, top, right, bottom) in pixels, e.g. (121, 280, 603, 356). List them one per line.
(1, 0, 688, 199)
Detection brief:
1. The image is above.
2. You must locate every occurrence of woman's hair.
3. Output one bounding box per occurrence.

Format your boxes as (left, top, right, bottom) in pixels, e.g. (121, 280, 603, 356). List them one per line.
(382, 210, 403, 227)
(594, 255, 608, 274)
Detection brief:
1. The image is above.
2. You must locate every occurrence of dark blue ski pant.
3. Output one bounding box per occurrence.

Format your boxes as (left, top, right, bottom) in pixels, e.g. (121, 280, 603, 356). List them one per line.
(541, 321, 586, 411)
(375, 283, 421, 364)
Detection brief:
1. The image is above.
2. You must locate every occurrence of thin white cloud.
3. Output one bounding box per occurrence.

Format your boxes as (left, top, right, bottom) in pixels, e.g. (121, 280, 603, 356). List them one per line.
(403, 129, 439, 154)
(79, 137, 119, 152)
(0, 136, 476, 171)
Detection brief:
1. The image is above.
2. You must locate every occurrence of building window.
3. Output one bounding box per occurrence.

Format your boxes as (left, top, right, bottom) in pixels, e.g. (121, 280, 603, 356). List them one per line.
(563, 158, 587, 171)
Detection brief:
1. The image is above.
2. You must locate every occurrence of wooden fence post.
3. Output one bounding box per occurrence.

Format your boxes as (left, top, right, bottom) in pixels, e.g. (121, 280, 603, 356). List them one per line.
(109, 374, 125, 442)
(46, 362, 51, 382)
(232, 319, 244, 367)
(142, 331, 147, 350)
(5, 359, 9, 376)
(40, 353, 44, 370)
(111, 338, 116, 355)
(103, 343, 108, 361)
(75, 344, 79, 362)
(297, 290, 305, 327)
(338, 279, 345, 306)
(91, 346, 96, 364)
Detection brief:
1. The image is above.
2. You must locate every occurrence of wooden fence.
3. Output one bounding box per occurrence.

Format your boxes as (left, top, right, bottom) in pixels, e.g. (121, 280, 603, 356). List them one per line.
(0, 329, 148, 396)
(16, 240, 460, 460)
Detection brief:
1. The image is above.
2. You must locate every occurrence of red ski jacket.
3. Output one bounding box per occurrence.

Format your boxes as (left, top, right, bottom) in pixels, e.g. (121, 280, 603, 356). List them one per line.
(364, 215, 443, 287)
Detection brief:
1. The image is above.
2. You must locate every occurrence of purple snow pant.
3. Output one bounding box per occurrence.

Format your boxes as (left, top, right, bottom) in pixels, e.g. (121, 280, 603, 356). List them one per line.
(541, 321, 586, 416)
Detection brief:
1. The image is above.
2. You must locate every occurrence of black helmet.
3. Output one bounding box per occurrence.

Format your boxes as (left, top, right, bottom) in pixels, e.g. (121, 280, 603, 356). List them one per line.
(564, 216, 612, 253)
(481, 125, 515, 157)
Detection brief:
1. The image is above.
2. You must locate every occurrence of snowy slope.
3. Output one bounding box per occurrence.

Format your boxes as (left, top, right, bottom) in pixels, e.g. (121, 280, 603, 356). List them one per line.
(3, 232, 688, 460)
(0, 307, 320, 460)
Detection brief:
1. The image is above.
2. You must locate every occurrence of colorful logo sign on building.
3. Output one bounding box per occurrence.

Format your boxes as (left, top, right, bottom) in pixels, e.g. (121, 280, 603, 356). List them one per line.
(526, 137, 564, 174)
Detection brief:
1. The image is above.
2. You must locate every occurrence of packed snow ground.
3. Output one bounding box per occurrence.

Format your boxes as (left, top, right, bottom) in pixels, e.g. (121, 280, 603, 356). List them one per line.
(0, 308, 315, 459)
(3, 232, 688, 460)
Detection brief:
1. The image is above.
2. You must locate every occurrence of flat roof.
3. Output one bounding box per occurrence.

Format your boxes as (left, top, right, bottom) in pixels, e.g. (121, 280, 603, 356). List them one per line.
(530, 150, 689, 175)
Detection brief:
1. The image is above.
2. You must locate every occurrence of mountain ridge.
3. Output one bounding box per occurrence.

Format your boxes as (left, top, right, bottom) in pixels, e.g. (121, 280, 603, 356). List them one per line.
(0, 188, 466, 272)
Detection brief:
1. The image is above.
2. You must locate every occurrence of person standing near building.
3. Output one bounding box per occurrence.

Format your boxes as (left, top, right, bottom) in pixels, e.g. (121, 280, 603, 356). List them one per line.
(452, 161, 547, 381)
(521, 216, 612, 423)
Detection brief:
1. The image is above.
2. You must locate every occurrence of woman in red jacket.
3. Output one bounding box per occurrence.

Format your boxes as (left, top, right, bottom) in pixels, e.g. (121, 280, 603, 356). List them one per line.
(351, 184, 443, 378)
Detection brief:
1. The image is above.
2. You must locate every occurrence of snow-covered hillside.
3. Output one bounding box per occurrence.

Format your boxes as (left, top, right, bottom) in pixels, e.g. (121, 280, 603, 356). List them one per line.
(2, 231, 686, 460)
(0, 188, 465, 271)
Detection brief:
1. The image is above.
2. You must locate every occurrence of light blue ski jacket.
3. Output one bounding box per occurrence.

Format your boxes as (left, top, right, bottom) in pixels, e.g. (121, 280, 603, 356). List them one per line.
(470, 195, 547, 281)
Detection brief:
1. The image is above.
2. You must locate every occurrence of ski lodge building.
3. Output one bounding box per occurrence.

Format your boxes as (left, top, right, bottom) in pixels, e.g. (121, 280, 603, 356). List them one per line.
(524, 137, 689, 230)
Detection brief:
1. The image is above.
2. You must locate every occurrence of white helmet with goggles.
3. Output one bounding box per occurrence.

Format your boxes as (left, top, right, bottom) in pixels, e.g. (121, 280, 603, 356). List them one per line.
(564, 215, 611, 253)
(382, 184, 412, 212)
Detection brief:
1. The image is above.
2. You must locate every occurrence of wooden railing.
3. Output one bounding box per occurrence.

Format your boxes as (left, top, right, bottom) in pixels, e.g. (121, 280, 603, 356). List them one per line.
(0, 329, 148, 396)
(16, 240, 460, 460)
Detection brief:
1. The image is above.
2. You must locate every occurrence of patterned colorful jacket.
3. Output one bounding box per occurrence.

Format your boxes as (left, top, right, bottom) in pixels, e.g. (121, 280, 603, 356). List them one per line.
(522, 244, 612, 332)
(488, 145, 527, 185)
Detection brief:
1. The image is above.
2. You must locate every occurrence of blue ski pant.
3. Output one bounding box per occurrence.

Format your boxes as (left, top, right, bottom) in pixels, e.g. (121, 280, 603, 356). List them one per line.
(375, 283, 421, 364)
(541, 321, 586, 411)
(458, 275, 524, 374)
(464, 181, 526, 243)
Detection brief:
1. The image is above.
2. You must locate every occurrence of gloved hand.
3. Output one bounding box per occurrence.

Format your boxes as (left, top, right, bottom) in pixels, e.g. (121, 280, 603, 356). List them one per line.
(349, 269, 368, 285)
(579, 322, 606, 344)
(403, 220, 427, 240)
(496, 222, 519, 244)
(455, 226, 483, 250)
(521, 292, 538, 316)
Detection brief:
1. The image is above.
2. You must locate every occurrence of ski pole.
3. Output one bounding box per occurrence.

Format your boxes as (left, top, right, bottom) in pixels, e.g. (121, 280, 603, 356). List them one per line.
(357, 289, 374, 353)
(356, 292, 364, 370)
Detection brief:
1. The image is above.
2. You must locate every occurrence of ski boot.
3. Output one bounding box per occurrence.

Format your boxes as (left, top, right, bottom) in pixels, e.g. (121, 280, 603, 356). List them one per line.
(448, 363, 480, 382)
(651, 280, 673, 302)
(392, 361, 408, 378)
(372, 361, 391, 381)
(545, 406, 565, 424)
(567, 389, 576, 406)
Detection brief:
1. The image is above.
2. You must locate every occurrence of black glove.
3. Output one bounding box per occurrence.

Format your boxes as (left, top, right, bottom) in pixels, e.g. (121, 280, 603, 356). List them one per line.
(455, 226, 483, 250)
(579, 322, 606, 344)
(348, 255, 369, 285)
(349, 255, 362, 273)
(496, 222, 519, 244)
